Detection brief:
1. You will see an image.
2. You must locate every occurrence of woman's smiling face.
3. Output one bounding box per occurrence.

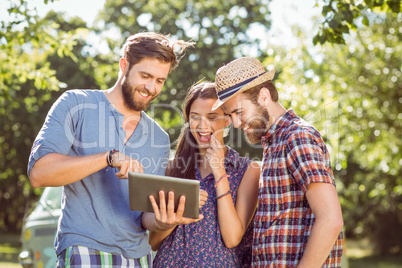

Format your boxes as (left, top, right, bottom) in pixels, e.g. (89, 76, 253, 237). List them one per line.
(188, 98, 229, 150)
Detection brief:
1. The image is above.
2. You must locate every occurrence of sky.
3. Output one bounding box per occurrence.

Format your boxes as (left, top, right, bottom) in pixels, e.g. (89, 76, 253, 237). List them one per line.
(27, 0, 320, 29)
(2, 0, 321, 52)
(31, 0, 106, 26)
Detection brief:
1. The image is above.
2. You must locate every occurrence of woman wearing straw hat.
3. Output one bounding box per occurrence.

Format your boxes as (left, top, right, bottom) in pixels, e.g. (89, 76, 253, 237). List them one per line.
(146, 82, 260, 267)
(212, 57, 344, 267)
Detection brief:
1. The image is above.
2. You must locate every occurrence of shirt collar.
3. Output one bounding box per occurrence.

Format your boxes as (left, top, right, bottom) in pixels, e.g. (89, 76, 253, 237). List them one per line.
(138, 111, 149, 136)
(103, 94, 148, 135)
(262, 108, 297, 141)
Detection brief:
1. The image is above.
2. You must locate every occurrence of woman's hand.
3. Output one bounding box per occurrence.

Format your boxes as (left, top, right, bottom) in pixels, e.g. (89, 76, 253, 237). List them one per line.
(149, 190, 204, 231)
(205, 135, 226, 175)
(199, 189, 208, 208)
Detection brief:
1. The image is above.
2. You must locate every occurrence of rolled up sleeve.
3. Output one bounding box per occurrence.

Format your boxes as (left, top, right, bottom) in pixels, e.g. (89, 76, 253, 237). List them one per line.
(28, 91, 78, 176)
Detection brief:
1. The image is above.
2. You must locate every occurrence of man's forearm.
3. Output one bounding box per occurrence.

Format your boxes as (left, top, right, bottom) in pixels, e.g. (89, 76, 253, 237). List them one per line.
(298, 183, 344, 267)
(29, 152, 109, 188)
(297, 217, 343, 268)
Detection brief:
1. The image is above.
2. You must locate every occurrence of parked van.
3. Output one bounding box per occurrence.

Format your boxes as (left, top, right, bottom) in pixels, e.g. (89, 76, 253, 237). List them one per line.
(19, 187, 62, 268)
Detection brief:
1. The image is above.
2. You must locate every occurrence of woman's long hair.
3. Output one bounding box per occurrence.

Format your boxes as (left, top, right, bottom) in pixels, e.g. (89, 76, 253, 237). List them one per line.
(166, 82, 218, 179)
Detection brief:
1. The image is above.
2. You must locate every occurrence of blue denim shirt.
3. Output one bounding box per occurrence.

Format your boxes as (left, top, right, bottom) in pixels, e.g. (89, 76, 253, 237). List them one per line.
(28, 89, 170, 259)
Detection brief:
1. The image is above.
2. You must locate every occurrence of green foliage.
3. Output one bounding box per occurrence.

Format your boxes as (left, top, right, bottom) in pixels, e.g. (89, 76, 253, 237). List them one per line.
(41, 11, 107, 90)
(0, 0, 98, 232)
(314, 0, 401, 45)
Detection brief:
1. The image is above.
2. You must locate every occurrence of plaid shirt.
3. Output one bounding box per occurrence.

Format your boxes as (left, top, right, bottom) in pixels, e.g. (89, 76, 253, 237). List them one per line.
(252, 109, 343, 267)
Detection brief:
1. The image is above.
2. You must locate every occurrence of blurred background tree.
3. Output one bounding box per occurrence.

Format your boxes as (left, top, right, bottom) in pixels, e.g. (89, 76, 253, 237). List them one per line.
(0, 0, 400, 256)
(0, 0, 103, 232)
(314, 0, 401, 44)
(0, 0, 70, 232)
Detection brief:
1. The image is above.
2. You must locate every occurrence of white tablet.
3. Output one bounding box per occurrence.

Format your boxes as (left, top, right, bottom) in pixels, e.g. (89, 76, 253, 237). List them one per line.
(128, 172, 200, 219)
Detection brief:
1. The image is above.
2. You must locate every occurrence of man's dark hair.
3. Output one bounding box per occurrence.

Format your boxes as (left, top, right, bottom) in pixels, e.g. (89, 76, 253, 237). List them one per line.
(122, 32, 195, 73)
(243, 80, 279, 104)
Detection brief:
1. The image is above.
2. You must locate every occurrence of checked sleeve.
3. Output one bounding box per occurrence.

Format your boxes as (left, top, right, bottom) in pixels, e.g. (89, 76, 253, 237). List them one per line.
(285, 129, 335, 194)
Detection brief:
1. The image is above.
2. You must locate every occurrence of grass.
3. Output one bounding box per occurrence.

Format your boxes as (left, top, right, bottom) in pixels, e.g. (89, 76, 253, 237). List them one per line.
(1, 232, 401, 267)
(0, 233, 20, 265)
(345, 238, 402, 268)
(348, 255, 402, 268)
(0, 263, 20, 268)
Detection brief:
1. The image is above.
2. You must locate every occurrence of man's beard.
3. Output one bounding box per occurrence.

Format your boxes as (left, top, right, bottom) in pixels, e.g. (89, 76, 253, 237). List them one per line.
(121, 78, 156, 111)
(244, 106, 270, 144)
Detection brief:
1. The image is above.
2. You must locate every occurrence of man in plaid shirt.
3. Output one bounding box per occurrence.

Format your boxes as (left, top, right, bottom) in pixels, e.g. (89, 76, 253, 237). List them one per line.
(212, 57, 343, 267)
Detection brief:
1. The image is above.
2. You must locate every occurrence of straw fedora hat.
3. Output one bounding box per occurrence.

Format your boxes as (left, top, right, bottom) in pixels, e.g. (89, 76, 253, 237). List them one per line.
(212, 57, 275, 110)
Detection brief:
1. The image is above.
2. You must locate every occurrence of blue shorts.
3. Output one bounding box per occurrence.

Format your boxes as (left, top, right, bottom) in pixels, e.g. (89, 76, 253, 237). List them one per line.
(56, 246, 152, 267)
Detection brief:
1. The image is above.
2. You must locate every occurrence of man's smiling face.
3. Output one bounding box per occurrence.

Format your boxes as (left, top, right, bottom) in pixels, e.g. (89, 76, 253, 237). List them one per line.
(222, 93, 270, 144)
(121, 58, 170, 111)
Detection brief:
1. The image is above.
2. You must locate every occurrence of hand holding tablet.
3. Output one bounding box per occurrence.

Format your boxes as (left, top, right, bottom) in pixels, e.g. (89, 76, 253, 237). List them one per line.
(148, 190, 207, 230)
(128, 172, 202, 219)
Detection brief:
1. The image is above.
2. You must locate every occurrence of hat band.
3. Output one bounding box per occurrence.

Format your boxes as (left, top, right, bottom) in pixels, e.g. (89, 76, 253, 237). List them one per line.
(217, 72, 266, 100)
